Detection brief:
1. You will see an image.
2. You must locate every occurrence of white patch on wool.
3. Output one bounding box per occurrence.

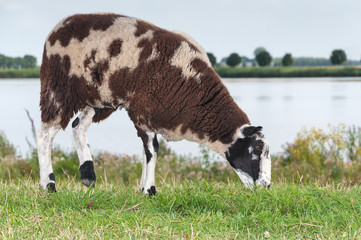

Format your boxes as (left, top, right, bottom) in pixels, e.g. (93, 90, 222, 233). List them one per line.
(237, 124, 250, 139)
(173, 30, 212, 67)
(45, 16, 155, 104)
(170, 41, 206, 83)
(248, 146, 253, 154)
(146, 44, 159, 62)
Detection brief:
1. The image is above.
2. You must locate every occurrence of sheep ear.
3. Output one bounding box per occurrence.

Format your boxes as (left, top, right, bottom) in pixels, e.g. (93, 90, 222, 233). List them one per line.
(242, 126, 263, 137)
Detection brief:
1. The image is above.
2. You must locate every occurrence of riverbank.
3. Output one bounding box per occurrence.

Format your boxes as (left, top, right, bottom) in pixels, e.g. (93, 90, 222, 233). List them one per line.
(1, 66, 361, 78)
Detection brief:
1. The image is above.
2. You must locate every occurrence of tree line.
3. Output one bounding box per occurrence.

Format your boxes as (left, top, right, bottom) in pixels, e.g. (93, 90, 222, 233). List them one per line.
(0, 54, 37, 69)
(207, 48, 356, 68)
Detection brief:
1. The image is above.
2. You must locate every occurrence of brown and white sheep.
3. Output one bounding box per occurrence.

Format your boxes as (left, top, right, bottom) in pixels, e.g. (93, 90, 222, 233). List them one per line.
(37, 13, 271, 194)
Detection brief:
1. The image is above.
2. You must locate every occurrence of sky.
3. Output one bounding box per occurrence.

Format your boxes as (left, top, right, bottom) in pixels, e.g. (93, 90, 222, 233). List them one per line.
(1, 0, 361, 65)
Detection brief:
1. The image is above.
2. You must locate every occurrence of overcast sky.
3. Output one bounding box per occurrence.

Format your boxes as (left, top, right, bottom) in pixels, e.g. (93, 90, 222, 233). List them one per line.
(1, 0, 361, 64)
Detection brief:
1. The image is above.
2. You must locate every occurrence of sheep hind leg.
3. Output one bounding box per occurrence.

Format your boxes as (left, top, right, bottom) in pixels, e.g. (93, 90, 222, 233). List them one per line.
(72, 106, 96, 187)
(139, 131, 159, 196)
(37, 122, 61, 192)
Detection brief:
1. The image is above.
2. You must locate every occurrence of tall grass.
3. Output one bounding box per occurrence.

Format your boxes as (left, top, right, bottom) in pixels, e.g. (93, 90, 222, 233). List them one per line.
(273, 124, 361, 185)
(0, 124, 361, 185)
(0, 67, 40, 78)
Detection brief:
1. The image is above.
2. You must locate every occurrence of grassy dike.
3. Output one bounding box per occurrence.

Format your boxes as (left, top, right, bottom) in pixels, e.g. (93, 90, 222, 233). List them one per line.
(0, 67, 40, 78)
(0, 179, 360, 239)
(215, 66, 361, 78)
(1, 66, 361, 78)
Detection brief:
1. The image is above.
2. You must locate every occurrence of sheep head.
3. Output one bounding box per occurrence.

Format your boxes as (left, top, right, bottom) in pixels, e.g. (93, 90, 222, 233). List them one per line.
(225, 125, 271, 189)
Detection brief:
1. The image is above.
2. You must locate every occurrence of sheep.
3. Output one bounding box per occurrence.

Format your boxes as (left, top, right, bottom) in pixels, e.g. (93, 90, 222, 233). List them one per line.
(38, 13, 271, 194)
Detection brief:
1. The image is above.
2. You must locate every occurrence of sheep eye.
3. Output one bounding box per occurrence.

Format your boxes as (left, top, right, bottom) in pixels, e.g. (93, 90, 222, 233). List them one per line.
(256, 146, 262, 151)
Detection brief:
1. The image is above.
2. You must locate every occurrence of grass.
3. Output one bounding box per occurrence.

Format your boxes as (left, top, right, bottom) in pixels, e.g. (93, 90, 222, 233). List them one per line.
(1, 124, 361, 239)
(215, 66, 361, 78)
(0, 179, 360, 239)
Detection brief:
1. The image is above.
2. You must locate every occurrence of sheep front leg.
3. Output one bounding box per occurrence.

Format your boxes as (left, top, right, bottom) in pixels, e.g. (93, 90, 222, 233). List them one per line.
(138, 131, 159, 196)
(37, 123, 61, 192)
(72, 107, 96, 187)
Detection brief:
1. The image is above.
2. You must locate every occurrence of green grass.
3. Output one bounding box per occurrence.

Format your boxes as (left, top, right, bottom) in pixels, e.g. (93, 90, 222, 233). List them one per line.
(215, 66, 361, 78)
(0, 179, 360, 239)
(1, 125, 361, 239)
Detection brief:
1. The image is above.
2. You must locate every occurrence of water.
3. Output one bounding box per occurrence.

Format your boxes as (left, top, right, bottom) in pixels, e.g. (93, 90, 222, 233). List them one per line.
(1, 78, 361, 157)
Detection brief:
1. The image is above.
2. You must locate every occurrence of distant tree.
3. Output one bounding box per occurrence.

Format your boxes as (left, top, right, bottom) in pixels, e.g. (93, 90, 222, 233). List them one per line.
(330, 49, 347, 65)
(14, 57, 23, 69)
(254, 47, 266, 57)
(22, 55, 37, 68)
(207, 52, 217, 66)
(0, 54, 5, 68)
(0, 54, 37, 69)
(282, 53, 293, 67)
(226, 53, 242, 67)
(256, 51, 272, 67)
(5, 56, 13, 68)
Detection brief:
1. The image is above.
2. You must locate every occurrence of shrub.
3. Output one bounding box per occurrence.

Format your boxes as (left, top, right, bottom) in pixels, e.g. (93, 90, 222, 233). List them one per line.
(272, 124, 361, 184)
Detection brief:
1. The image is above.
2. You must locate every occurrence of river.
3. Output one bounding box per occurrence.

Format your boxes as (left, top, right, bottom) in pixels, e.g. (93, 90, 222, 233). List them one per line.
(1, 77, 360, 157)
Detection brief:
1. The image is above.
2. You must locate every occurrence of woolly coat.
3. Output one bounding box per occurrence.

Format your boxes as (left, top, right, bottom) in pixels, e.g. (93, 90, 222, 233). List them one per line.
(40, 13, 250, 153)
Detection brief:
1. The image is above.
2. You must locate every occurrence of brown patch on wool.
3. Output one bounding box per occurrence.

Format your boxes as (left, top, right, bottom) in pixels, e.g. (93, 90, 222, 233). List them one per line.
(83, 49, 97, 69)
(40, 47, 101, 129)
(108, 39, 123, 58)
(48, 13, 123, 47)
(135, 19, 200, 63)
(92, 108, 117, 123)
(135, 20, 160, 37)
(83, 49, 109, 85)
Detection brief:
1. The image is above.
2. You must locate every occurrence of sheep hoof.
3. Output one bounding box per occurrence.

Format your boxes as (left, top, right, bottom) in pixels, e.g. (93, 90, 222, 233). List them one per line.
(147, 186, 156, 196)
(79, 161, 96, 188)
(82, 178, 96, 188)
(46, 182, 57, 193)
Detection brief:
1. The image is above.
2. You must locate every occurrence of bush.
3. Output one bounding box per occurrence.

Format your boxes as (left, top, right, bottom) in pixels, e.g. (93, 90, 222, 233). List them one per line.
(272, 124, 361, 184)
